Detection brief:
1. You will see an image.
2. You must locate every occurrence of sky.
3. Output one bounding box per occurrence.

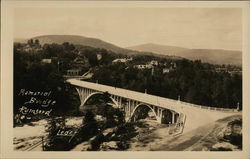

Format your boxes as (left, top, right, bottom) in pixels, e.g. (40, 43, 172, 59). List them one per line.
(14, 8, 242, 51)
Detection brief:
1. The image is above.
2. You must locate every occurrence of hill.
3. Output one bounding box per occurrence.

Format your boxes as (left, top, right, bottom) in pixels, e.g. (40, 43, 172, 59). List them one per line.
(128, 43, 242, 66)
(127, 43, 188, 54)
(17, 35, 241, 65)
(30, 35, 130, 54)
(17, 35, 185, 60)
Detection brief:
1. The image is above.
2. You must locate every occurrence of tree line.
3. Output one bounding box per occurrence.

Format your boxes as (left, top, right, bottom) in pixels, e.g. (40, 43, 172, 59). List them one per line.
(91, 59, 242, 109)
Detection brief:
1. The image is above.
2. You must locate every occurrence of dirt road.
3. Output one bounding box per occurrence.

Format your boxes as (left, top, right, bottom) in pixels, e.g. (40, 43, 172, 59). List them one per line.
(127, 114, 242, 151)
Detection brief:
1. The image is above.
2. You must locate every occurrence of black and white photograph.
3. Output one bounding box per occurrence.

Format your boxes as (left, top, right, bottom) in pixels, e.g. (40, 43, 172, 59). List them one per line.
(1, 1, 250, 158)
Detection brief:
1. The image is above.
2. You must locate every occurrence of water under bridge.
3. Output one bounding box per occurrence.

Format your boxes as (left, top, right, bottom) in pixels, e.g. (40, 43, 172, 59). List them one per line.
(67, 79, 240, 134)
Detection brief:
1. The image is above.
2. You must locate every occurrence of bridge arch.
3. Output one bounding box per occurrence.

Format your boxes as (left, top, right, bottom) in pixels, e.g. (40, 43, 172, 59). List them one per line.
(82, 91, 119, 108)
(130, 103, 158, 122)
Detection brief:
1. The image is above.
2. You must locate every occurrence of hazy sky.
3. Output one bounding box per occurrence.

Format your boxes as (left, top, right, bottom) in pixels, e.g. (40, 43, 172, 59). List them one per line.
(14, 8, 242, 50)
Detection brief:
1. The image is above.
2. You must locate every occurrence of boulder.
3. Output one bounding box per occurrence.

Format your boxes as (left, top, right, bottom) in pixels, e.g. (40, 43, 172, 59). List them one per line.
(99, 141, 118, 151)
(211, 142, 239, 151)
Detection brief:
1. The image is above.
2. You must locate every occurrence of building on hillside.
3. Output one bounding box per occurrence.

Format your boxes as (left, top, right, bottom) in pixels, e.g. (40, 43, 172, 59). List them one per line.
(97, 54, 102, 61)
(148, 60, 159, 66)
(73, 57, 89, 67)
(41, 58, 52, 64)
(215, 67, 228, 73)
(67, 69, 81, 76)
(112, 57, 132, 64)
(170, 62, 177, 68)
(73, 57, 85, 64)
(134, 60, 159, 70)
(162, 62, 176, 74)
(22, 43, 42, 52)
(228, 70, 242, 76)
(134, 64, 152, 69)
(163, 68, 171, 73)
(23, 46, 33, 52)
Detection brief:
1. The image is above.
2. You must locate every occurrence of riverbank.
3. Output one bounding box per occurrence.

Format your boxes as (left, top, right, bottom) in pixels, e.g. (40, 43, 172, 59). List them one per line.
(13, 114, 242, 151)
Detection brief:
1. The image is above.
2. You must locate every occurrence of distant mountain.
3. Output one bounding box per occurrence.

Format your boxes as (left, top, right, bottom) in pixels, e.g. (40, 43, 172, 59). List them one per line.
(29, 35, 130, 54)
(178, 49, 242, 66)
(19, 35, 183, 60)
(127, 43, 188, 54)
(128, 43, 242, 66)
(17, 35, 241, 65)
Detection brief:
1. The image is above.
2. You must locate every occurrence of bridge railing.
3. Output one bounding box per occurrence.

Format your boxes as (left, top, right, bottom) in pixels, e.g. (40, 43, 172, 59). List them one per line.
(178, 101, 237, 112)
(124, 88, 237, 113)
(168, 114, 186, 136)
(63, 75, 87, 80)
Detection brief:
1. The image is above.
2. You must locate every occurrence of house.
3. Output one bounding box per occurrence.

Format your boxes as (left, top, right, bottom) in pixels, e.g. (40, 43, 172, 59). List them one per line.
(215, 67, 228, 73)
(97, 54, 102, 61)
(74, 57, 85, 64)
(228, 70, 242, 76)
(112, 57, 132, 64)
(162, 62, 177, 74)
(67, 69, 81, 76)
(148, 60, 159, 66)
(23, 46, 33, 52)
(41, 59, 52, 64)
(134, 60, 158, 70)
(170, 62, 177, 68)
(134, 64, 152, 69)
(163, 68, 171, 73)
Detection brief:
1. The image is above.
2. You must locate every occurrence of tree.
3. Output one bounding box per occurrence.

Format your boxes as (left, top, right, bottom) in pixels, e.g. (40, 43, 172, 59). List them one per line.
(44, 117, 70, 151)
(14, 43, 79, 116)
(35, 39, 40, 45)
(79, 110, 98, 140)
(27, 39, 34, 46)
(83, 110, 96, 124)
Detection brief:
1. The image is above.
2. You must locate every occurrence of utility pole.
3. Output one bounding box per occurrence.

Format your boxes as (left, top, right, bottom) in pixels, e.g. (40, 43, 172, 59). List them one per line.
(57, 60, 60, 72)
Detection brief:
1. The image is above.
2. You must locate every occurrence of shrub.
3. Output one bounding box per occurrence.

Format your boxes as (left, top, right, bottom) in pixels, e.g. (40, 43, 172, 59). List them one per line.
(210, 147, 232, 151)
(226, 134, 242, 148)
(105, 119, 117, 128)
(88, 133, 105, 151)
(77, 110, 99, 141)
(117, 140, 129, 150)
(44, 137, 71, 151)
(44, 117, 69, 151)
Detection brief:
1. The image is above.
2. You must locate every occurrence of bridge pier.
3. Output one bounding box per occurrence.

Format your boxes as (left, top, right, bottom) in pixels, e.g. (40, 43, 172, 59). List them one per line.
(128, 100, 131, 116)
(172, 111, 175, 124)
(156, 108, 162, 123)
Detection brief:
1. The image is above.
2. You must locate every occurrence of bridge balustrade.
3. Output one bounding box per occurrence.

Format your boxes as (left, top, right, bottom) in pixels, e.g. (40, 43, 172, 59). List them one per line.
(179, 100, 236, 112)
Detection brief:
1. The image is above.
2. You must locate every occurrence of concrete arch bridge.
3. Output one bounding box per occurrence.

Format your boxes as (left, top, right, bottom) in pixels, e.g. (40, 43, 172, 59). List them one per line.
(67, 79, 240, 134)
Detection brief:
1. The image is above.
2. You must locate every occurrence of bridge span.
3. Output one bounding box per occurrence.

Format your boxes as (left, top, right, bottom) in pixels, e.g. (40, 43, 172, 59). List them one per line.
(67, 79, 240, 134)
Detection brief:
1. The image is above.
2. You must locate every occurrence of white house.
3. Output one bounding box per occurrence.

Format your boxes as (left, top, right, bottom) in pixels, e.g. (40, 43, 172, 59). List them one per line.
(134, 64, 152, 69)
(112, 57, 132, 64)
(163, 68, 171, 73)
(41, 59, 52, 64)
(148, 60, 159, 66)
(97, 54, 102, 61)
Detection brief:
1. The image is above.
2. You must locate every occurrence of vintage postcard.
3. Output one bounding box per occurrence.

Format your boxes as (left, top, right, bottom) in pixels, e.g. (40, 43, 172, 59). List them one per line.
(1, 1, 250, 159)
